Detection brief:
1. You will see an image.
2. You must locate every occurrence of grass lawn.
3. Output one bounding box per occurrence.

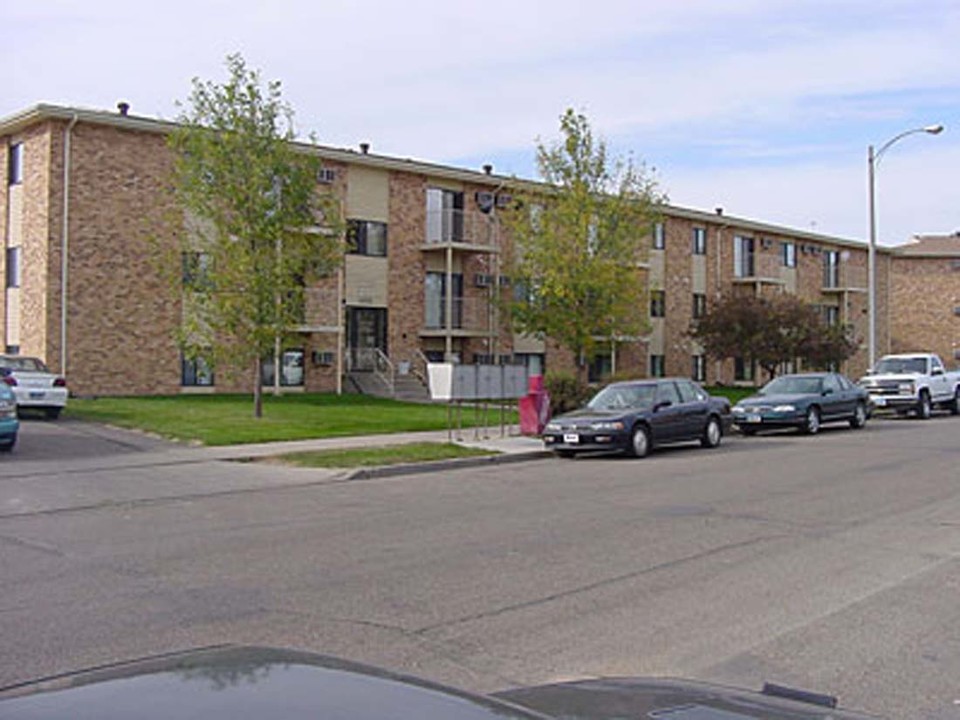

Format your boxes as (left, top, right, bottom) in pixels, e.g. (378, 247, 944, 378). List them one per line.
(266, 442, 496, 468)
(65, 393, 516, 446)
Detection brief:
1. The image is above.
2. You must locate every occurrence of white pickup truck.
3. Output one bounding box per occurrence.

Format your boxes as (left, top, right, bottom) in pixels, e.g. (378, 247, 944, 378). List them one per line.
(859, 353, 960, 418)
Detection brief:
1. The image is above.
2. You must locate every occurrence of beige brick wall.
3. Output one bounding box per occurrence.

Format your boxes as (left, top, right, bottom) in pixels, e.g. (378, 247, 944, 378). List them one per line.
(890, 255, 960, 366)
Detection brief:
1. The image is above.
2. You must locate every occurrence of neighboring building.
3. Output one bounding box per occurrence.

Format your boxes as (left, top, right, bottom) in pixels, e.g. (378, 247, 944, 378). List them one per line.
(888, 234, 960, 364)
(1, 102, 940, 398)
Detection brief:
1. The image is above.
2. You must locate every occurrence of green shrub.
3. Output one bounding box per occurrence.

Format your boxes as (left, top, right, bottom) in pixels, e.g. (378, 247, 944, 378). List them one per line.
(544, 372, 592, 415)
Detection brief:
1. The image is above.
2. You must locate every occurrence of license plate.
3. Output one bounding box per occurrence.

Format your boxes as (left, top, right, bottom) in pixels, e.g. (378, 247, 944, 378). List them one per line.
(746, 415, 762, 423)
(29, 391, 45, 400)
(872, 396, 886, 407)
(563, 433, 580, 444)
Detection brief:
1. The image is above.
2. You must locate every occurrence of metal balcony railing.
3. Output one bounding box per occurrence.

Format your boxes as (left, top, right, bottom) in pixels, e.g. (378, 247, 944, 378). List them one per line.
(425, 209, 499, 248)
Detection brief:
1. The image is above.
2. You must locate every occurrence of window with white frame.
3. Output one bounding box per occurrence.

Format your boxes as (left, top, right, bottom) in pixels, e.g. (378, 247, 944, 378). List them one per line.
(650, 354, 665, 377)
(347, 219, 387, 256)
(8, 143, 23, 185)
(652, 221, 665, 250)
(692, 355, 706, 382)
(650, 289, 666, 318)
(781, 241, 796, 268)
(733, 236, 755, 278)
(426, 188, 464, 243)
(692, 293, 706, 319)
(5, 247, 20, 288)
(823, 250, 840, 288)
(692, 227, 707, 255)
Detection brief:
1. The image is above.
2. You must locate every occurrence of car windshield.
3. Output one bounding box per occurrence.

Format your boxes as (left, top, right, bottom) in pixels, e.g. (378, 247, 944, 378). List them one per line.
(587, 383, 656, 411)
(0, 356, 48, 372)
(873, 357, 927, 374)
(760, 376, 822, 395)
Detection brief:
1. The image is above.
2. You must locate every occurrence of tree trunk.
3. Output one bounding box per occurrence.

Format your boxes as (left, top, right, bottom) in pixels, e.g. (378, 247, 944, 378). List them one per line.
(253, 355, 263, 418)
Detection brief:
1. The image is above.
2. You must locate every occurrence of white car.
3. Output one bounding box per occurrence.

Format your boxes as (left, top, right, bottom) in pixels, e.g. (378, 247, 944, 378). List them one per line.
(0, 355, 68, 419)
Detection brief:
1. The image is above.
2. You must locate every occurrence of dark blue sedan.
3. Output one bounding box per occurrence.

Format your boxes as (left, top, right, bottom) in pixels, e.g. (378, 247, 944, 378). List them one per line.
(732, 372, 869, 435)
(542, 378, 731, 458)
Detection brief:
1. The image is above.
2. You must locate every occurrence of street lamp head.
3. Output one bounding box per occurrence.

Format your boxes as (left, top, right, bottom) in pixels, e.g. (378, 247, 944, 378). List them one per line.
(924, 124, 944, 135)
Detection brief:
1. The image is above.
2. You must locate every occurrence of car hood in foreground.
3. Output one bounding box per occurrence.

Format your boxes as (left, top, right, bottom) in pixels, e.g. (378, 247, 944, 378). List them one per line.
(0, 646, 878, 720)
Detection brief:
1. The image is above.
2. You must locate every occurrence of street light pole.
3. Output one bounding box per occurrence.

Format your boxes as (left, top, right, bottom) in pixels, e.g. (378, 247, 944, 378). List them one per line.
(866, 124, 943, 370)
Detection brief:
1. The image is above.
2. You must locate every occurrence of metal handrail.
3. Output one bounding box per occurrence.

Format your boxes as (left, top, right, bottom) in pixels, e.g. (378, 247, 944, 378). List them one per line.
(373, 348, 395, 397)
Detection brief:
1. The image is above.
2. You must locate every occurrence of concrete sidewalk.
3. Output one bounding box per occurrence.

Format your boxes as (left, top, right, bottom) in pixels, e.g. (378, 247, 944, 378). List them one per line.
(199, 426, 547, 466)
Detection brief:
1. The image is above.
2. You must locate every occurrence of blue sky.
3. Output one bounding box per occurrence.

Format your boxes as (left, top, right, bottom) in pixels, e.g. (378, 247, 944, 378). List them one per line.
(5, 0, 958, 245)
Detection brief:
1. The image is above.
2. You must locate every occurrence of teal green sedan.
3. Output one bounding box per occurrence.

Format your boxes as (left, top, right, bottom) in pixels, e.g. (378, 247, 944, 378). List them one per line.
(0, 383, 18, 451)
(732, 372, 869, 436)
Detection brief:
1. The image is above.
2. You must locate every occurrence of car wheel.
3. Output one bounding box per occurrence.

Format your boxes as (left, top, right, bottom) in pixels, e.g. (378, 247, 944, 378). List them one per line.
(849, 402, 867, 429)
(701, 416, 722, 448)
(917, 391, 932, 420)
(0, 435, 16, 452)
(556, 449, 576, 459)
(949, 387, 960, 416)
(802, 406, 821, 435)
(44, 407, 62, 420)
(628, 424, 651, 458)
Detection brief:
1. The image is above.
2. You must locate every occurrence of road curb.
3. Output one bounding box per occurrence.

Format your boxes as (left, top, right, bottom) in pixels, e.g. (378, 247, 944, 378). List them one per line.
(345, 449, 552, 481)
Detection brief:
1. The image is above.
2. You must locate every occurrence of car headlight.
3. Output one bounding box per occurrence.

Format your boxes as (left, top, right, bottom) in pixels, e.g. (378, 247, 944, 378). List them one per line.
(590, 421, 624, 431)
(0, 401, 15, 417)
(773, 405, 796, 412)
(732, 406, 746, 414)
(545, 423, 561, 432)
(898, 382, 914, 394)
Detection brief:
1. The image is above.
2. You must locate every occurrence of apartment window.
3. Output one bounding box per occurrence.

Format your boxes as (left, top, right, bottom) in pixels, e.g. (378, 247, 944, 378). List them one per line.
(5, 247, 20, 288)
(426, 188, 464, 243)
(692, 354, 706, 382)
(781, 241, 797, 268)
(692, 227, 707, 255)
(823, 305, 840, 326)
(650, 289, 666, 318)
(181, 251, 212, 289)
(650, 354, 665, 377)
(347, 219, 387, 256)
(424, 271, 463, 329)
(181, 352, 214, 386)
(262, 348, 305, 387)
(734, 356, 755, 381)
(733, 236, 755, 278)
(8, 143, 23, 185)
(652, 221, 665, 250)
(588, 353, 612, 383)
(823, 250, 840, 288)
(692, 293, 706, 319)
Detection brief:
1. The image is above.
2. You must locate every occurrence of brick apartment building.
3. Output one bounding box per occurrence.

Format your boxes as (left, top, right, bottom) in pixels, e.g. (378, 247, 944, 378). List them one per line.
(1, 103, 952, 398)
(888, 234, 960, 365)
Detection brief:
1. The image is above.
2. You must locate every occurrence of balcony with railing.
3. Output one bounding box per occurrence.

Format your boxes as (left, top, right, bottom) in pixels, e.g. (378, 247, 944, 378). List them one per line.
(423, 209, 500, 251)
(822, 262, 867, 293)
(421, 295, 498, 337)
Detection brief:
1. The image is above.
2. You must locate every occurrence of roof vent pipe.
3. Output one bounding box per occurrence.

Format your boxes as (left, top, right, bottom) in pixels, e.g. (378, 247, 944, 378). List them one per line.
(715, 207, 723, 216)
(483, 164, 493, 175)
(117, 101, 130, 116)
(359, 142, 369, 155)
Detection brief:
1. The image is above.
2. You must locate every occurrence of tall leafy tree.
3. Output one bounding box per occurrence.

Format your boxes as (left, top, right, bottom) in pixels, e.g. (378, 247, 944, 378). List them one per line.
(502, 109, 664, 384)
(170, 54, 343, 417)
(690, 294, 858, 379)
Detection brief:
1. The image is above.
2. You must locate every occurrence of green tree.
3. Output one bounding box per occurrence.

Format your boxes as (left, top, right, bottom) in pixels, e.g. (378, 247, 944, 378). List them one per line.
(502, 109, 664, 385)
(169, 54, 343, 417)
(690, 294, 858, 380)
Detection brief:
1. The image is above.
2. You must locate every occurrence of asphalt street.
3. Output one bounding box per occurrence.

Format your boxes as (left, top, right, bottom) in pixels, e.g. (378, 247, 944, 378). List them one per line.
(1, 414, 959, 719)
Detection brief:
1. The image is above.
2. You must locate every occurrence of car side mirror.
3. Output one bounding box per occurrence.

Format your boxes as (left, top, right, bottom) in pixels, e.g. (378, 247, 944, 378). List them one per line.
(654, 400, 673, 412)
(822, 388, 833, 396)
(932, 367, 944, 376)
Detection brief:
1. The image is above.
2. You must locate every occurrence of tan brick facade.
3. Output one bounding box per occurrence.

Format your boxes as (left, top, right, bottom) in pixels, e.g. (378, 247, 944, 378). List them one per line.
(1, 104, 949, 398)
